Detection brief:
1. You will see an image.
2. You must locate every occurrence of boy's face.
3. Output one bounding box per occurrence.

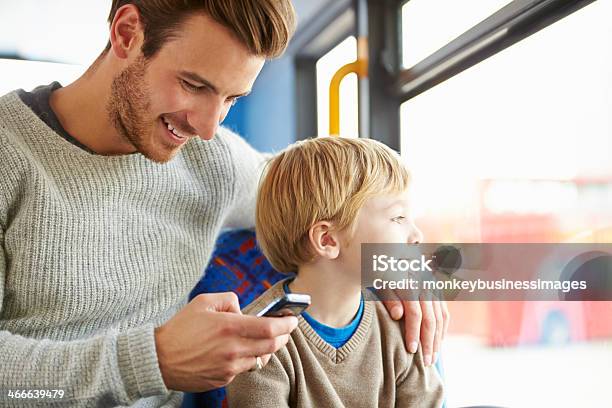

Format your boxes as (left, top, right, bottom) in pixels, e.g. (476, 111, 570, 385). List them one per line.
(337, 191, 422, 273)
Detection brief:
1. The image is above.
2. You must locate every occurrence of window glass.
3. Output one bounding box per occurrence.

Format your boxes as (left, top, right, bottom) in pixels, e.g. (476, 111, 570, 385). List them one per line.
(0, 59, 84, 95)
(0, 1, 108, 64)
(316, 36, 359, 137)
(401, 1, 612, 406)
(402, 0, 511, 68)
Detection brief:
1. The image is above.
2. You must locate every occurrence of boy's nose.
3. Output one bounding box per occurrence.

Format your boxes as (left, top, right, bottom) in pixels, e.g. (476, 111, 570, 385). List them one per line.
(408, 225, 424, 244)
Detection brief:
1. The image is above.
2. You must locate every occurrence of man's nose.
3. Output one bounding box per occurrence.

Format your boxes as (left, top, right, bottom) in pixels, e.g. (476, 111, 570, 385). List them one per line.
(188, 99, 226, 141)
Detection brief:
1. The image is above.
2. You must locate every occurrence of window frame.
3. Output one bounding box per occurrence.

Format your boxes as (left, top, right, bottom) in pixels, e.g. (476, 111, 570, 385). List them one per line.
(290, 0, 355, 140)
(291, 0, 595, 151)
(395, 0, 596, 102)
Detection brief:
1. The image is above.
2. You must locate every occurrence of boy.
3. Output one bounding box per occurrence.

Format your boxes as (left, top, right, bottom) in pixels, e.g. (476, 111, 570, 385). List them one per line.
(226, 137, 444, 407)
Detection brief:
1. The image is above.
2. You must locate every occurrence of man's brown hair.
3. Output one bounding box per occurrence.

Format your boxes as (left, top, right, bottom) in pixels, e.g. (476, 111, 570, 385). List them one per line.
(104, 0, 297, 59)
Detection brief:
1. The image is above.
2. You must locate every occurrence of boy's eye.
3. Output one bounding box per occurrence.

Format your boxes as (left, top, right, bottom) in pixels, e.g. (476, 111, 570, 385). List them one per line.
(391, 216, 406, 224)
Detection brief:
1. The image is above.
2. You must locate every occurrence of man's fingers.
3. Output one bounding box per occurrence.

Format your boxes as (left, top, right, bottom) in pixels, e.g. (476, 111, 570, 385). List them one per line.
(259, 353, 272, 367)
(238, 334, 290, 358)
(193, 292, 242, 314)
(441, 301, 451, 340)
(234, 339, 286, 374)
(236, 352, 272, 375)
(379, 288, 403, 320)
(419, 298, 436, 366)
(235, 314, 298, 339)
(380, 290, 448, 364)
(432, 300, 444, 364)
(232, 356, 261, 377)
(402, 300, 421, 354)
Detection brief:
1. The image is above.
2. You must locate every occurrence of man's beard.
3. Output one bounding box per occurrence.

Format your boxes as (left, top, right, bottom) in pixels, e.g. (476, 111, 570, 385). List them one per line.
(106, 55, 180, 163)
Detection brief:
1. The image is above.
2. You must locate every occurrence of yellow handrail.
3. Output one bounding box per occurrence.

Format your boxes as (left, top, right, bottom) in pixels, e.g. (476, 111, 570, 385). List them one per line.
(329, 36, 369, 136)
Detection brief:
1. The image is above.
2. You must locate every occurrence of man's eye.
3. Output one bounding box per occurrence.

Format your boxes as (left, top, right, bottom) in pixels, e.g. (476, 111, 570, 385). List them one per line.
(391, 216, 406, 224)
(227, 97, 239, 106)
(181, 79, 201, 93)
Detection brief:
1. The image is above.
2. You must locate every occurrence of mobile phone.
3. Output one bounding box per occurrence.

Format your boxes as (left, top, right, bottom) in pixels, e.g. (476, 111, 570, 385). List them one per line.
(248, 293, 311, 317)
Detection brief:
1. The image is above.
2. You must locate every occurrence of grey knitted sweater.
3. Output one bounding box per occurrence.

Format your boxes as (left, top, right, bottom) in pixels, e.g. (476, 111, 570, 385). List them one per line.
(0, 91, 265, 407)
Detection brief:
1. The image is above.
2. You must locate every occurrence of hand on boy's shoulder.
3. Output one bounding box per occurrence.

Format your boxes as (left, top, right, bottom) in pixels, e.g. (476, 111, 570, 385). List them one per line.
(373, 301, 445, 406)
(372, 301, 428, 369)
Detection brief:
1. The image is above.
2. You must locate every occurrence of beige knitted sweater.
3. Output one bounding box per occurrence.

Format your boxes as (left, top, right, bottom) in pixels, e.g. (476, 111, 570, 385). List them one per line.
(226, 280, 444, 407)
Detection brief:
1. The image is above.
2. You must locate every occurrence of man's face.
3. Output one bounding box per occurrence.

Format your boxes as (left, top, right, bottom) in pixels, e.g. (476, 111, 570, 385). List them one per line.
(107, 13, 265, 163)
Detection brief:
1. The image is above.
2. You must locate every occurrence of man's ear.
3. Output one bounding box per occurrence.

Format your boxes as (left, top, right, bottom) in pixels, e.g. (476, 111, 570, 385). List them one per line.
(308, 221, 340, 260)
(109, 4, 144, 60)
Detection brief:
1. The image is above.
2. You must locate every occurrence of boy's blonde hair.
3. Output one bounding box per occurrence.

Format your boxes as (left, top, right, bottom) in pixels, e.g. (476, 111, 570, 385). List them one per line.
(256, 137, 411, 273)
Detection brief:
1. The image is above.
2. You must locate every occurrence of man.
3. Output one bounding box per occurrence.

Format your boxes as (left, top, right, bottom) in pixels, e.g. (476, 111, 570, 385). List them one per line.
(0, 1, 448, 406)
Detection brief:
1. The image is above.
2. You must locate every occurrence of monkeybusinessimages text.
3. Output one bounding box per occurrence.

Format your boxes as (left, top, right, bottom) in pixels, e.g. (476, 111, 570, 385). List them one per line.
(369, 255, 587, 294)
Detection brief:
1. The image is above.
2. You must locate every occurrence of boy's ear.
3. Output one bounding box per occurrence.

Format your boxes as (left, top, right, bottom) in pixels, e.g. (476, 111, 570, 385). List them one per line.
(308, 221, 340, 260)
(110, 4, 144, 60)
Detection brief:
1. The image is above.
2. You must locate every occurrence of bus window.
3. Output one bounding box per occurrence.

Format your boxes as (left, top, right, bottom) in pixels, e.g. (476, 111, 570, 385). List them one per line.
(400, 0, 612, 242)
(316, 36, 358, 138)
(400, 1, 612, 406)
(402, 0, 511, 68)
(0, 59, 84, 95)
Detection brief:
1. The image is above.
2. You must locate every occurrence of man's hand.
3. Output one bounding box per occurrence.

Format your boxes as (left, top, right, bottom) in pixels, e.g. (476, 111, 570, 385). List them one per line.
(154, 292, 297, 392)
(382, 295, 450, 366)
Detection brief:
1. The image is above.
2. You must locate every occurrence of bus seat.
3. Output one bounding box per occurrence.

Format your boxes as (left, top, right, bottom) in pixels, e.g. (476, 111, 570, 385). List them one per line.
(183, 228, 289, 408)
